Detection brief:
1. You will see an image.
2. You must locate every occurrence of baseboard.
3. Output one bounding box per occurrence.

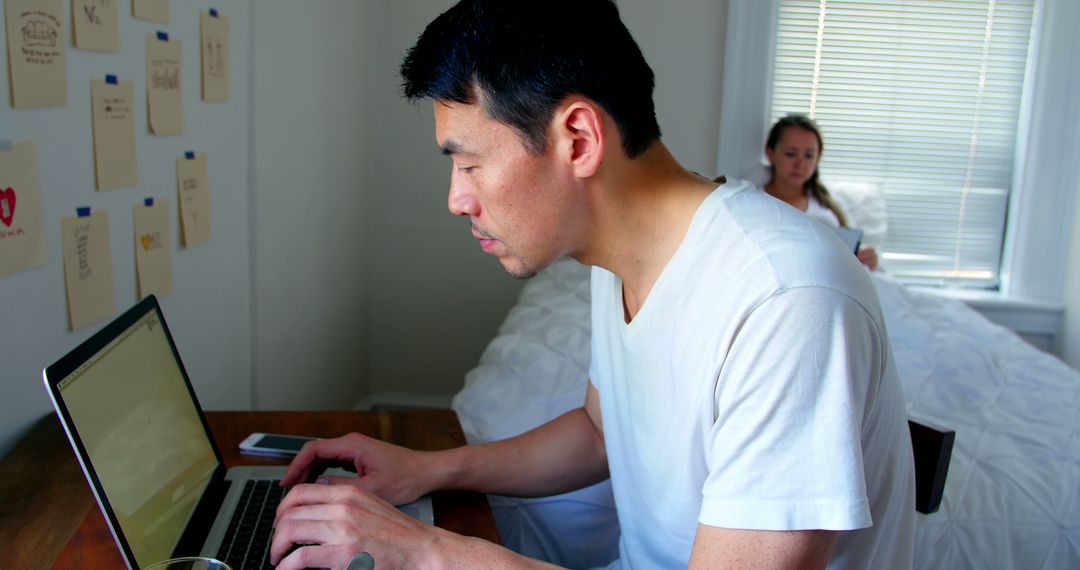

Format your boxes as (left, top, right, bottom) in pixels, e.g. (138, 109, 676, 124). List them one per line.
(354, 392, 454, 411)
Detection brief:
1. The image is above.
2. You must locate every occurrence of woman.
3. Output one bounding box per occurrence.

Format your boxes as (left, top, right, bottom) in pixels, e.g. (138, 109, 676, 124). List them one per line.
(764, 114, 878, 270)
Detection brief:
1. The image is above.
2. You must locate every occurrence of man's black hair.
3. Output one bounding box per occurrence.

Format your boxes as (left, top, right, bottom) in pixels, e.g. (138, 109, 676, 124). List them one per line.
(400, 0, 661, 158)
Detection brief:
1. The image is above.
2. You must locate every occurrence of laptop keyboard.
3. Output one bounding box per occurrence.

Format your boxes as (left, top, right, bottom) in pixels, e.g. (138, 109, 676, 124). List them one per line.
(216, 479, 285, 570)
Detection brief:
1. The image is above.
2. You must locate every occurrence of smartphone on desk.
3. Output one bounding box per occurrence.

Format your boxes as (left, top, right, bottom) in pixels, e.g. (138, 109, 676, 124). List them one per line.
(238, 432, 319, 457)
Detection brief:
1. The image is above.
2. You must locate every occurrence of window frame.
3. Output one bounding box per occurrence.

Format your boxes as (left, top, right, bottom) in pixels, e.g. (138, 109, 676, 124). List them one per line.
(716, 0, 1080, 303)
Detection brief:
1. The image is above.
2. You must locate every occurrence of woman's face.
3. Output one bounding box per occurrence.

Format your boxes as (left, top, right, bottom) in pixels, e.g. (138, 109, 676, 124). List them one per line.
(766, 127, 821, 189)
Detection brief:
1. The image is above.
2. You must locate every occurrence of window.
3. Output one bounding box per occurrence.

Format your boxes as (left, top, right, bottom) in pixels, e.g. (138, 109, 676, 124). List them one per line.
(768, 0, 1035, 288)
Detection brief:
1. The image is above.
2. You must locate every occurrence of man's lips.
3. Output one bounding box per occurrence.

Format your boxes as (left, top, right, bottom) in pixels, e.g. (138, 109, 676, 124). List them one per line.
(472, 227, 499, 253)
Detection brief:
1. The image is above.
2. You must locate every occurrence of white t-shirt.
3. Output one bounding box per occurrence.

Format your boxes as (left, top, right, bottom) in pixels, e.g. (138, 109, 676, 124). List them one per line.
(589, 179, 914, 569)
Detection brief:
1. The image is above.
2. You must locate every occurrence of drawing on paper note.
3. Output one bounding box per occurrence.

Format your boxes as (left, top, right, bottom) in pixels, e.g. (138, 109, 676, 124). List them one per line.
(82, 0, 112, 25)
(74, 222, 92, 280)
(84, 5, 101, 24)
(103, 95, 131, 120)
(206, 40, 225, 76)
(151, 61, 180, 91)
(22, 18, 58, 47)
(140, 232, 163, 251)
(0, 188, 15, 227)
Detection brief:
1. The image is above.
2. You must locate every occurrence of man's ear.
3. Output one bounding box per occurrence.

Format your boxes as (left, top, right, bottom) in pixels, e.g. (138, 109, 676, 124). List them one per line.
(555, 99, 606, 178)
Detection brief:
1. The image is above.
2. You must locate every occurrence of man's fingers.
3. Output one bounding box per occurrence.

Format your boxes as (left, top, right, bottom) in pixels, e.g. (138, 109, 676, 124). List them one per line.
(281, 435, 369, 487)
(275, 484, 354, 527)
(275, 542, 356, 570)
(315, 475, 363, 486)
(269, 519, 330, 566)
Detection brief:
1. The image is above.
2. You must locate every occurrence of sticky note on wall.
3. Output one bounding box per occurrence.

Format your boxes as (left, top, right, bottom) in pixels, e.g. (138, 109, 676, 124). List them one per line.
(62, 209, 116, 331)
(132, 0, 168, 24)
(5, 0, 67, 108)
(91, 77, 138, 190)
(200, 10, 230, 101)
(177, 153, 210, 247)
(147, 33, 184, 135)
(73, 0, 119, 53)
(0, 141, 48, 278)
(134, 199, 173, 299)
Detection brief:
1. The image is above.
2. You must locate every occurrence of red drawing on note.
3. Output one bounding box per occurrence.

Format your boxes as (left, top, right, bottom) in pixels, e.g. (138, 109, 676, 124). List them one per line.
(0, 187, 15, 227)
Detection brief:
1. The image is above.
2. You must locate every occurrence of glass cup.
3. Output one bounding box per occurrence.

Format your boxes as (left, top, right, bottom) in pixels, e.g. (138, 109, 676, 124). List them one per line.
(143, 557, 232, 570)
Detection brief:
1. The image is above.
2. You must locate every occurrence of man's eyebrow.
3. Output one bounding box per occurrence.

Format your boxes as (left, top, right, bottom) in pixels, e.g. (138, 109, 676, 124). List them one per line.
(440, 140, 464, 156)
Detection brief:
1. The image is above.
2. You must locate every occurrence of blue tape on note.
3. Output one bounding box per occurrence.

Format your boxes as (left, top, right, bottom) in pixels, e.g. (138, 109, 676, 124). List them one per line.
(185, 151, 195, 160)
(106, 74, 118, 85)
(157, 31, 169, 42)
(145, 198, 155, 207)
(77, 207, 91, 218)
(210, 8, 219, 17)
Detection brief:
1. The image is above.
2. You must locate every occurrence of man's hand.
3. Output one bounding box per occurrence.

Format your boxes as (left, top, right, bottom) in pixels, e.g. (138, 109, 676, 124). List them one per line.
(270, 482, 439, 569)
(280, 433, 437, 506)
(271, 481, 562, 570)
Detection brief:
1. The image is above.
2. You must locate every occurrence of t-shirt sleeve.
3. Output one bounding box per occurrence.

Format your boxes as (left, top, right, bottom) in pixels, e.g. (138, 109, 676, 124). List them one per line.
(699, 286, 882, 532)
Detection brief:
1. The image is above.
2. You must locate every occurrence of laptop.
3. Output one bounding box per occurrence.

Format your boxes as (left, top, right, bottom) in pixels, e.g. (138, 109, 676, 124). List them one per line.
(43, 295, 432, 570)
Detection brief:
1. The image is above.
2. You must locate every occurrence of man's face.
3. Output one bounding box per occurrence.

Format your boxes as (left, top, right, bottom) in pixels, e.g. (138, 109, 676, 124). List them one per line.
(434, 100, 577, 279)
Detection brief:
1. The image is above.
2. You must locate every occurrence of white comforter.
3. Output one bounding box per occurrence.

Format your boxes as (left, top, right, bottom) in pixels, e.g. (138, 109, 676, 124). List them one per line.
(453, 259, 1080, 569)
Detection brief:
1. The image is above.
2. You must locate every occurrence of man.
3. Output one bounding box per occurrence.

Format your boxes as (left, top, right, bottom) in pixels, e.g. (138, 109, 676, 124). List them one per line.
(270, 1, 915, 568)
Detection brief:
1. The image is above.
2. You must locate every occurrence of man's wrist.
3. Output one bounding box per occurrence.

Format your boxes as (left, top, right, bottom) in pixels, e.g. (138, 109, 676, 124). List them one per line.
(418, 445, 470, 494)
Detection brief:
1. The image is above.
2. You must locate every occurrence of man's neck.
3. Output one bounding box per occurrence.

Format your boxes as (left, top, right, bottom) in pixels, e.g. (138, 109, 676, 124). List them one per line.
(575, 142, 718, 321)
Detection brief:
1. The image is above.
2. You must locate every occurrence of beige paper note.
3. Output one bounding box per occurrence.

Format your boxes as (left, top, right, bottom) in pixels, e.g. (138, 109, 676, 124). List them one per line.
(134, 199, 172, 298)
(5, 0, 67, 108)
(177, 153, 210, 247)
(200, 11, 229, 101)
(132, 0, 167, 24)
(72, 0, 119, 53)
(91, 78, 138, 190)
(62, 209, 116, 331)
(0, 141, 48, 278)
(147, 33, 183, 135)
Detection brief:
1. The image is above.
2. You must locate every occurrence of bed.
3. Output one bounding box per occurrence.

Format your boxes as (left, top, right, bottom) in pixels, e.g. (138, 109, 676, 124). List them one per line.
(452, 257, 1080, 569)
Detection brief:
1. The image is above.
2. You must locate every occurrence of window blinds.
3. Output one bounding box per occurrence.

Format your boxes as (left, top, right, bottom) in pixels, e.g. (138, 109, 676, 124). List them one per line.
(769, 0, 1035, 287)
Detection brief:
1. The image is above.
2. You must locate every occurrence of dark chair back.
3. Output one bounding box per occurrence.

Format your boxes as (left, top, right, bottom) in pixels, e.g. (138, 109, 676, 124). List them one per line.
(908, 419, 955, 514)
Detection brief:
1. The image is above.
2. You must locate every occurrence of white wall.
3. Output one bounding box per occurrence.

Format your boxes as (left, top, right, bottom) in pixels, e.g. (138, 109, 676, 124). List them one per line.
(363, 0, 527, 401)
(1061, 173, 1080, 370)
(249, 1, 376, 409)
(0, 1, 253, 457)
(621, 0, 728, 176)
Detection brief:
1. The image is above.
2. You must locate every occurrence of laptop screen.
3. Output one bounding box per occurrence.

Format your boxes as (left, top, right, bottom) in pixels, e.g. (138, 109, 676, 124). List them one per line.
(55, 306, 218, 568)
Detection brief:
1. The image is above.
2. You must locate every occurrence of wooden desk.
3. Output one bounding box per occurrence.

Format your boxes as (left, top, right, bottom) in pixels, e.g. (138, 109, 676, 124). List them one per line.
(0, 410, 499, 569)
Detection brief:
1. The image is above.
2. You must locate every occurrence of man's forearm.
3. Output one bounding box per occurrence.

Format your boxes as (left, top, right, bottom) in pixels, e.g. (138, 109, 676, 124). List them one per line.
(422, 532, 566, 569)
(427, 408, 608, 497)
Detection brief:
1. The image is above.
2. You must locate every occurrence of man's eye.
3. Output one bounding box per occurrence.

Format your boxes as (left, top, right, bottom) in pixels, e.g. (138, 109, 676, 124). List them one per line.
(458, 166, 476, 174)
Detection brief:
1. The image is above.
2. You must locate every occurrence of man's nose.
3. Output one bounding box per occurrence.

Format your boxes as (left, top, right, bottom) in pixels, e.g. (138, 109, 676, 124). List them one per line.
(448, 175, 480, 217)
